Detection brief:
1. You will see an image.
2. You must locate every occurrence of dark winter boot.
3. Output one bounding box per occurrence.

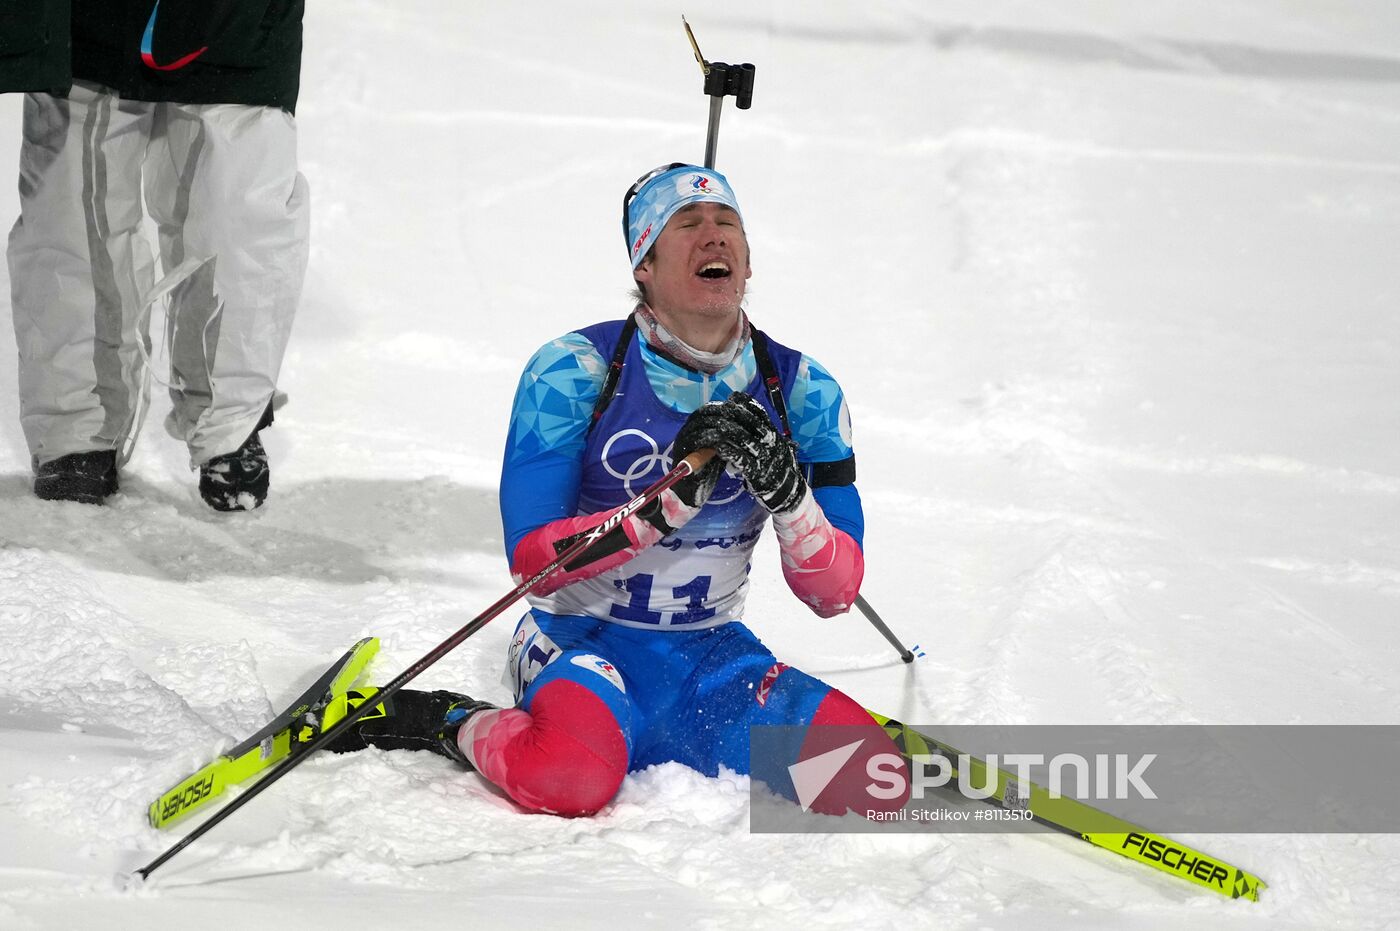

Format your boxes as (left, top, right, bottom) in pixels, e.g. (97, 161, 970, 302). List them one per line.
(320, 687, 496, 770)
(199, 402, 275, 512)
(199, 433, 269, 511)
(34, 450, 119, 505)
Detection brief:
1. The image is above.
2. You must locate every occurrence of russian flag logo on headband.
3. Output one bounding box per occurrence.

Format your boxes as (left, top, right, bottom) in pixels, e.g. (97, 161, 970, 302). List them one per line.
(675, 173, 727, 199)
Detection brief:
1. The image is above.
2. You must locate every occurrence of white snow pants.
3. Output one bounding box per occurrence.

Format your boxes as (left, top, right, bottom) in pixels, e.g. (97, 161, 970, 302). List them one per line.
(7, 80, 309, 469)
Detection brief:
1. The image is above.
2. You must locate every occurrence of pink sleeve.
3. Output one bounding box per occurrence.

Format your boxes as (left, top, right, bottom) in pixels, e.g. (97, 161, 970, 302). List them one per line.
(509, 488, 702, 596)
(771, 490, 865, 617)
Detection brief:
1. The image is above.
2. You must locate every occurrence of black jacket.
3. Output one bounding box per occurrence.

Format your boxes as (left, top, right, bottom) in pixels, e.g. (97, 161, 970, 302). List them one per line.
(0, 2, 71, 94)
(1, 2, 303, 111)
(73, 0, 304, 112)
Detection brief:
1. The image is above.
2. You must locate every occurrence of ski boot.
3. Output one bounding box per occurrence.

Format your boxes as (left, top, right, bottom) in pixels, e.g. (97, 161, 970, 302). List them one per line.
(318, 687, 496, 769)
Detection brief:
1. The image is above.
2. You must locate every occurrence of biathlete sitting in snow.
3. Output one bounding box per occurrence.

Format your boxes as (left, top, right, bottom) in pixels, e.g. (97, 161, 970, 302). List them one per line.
(326, 163, 903, 816)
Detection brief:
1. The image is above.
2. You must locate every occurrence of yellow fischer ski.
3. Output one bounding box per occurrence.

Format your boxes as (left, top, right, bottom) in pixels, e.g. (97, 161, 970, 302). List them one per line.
(149, 637, 381, 829)
(869, 712, 1266, 902)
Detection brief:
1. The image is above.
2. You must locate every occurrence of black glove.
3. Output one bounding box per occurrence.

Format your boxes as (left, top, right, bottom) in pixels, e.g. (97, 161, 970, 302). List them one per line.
(668, 401, 729, 508)
(692, 392, 808, 514)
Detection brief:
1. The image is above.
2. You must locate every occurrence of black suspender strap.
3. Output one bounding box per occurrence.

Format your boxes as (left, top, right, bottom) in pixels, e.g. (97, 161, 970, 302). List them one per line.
(750, 328, 792, 439)
(589, 315, 638, 433)
(753, 328, 856, 488)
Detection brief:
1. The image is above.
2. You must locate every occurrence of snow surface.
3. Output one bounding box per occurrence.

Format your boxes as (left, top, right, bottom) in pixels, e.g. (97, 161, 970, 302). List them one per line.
(2, 1, 1399, 928)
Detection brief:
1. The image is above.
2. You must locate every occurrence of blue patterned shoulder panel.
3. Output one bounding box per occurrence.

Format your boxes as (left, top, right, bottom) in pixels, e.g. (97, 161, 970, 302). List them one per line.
(790, 355, 854, 464)
(506, 332, 608, 461)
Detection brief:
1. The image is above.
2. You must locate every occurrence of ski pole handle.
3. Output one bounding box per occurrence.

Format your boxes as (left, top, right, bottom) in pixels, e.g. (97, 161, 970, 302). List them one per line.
(677, 447, 717, 474)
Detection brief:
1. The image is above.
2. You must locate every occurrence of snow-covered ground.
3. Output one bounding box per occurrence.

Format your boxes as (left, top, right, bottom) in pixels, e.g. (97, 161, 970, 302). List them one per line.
(2, 1, 1399, 928)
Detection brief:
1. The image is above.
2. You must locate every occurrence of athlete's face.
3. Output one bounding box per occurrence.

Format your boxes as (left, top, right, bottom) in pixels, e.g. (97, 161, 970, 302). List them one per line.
(634, 203, 751, 325)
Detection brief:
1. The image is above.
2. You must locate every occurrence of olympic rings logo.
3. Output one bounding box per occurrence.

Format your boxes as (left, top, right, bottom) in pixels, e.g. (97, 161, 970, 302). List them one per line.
(599, 428, 745, 505)
(600, 429, 668, 496)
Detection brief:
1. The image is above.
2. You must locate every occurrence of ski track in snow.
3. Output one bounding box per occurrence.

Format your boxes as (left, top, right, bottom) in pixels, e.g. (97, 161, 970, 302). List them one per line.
(3, 0, 1400, 928)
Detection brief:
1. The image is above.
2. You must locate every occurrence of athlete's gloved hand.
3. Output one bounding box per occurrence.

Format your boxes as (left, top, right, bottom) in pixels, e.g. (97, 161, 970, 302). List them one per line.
(669, 402, 729, 508)
(693, 392, 808, 514)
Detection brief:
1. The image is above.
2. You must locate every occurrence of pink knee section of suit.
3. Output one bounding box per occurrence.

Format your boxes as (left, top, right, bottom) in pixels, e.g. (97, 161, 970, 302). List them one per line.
(810, 687, 879, 727)
(804, 688, 909, 816)
(457, 679, 628, 817)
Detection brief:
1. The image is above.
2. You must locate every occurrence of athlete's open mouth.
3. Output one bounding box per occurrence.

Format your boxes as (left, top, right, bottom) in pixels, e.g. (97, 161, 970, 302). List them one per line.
(697, 261, 731, 279)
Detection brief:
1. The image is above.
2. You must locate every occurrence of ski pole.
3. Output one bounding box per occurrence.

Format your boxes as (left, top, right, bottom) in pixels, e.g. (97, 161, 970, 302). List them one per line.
(684, 19, 904, 665)
(854, 594, 916, 663)
(131, 450, 716, 883)
(684, 20, 902, 663)
(683, 16, 755, 169)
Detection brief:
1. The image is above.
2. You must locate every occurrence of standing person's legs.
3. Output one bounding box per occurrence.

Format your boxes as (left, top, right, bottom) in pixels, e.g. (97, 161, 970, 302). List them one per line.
(8, 83, 155, 501)
(144, 101, 309, 509)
